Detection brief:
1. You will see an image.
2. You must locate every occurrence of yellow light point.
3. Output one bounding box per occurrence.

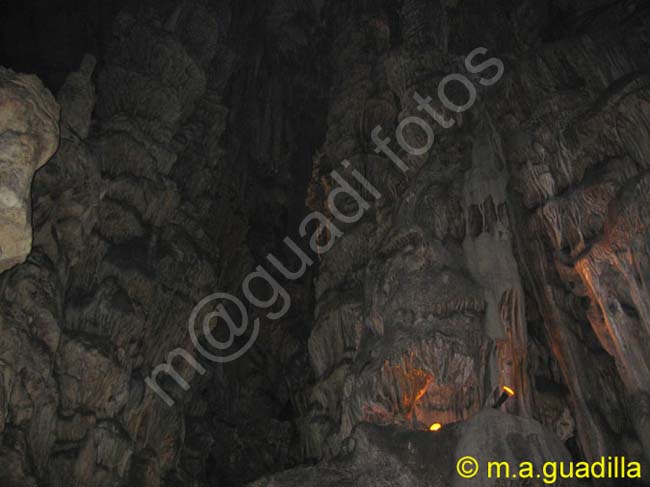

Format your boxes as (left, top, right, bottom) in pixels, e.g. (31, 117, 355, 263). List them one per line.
(503, 386, 515, 397)
(429, 422, 442, 432)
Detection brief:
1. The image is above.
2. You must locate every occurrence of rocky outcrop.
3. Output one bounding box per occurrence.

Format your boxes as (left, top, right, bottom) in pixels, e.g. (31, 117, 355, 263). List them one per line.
(301, 0, 533, 461)
(0, 1, 326, 485)
(1, 3, 242, 485)
(1, 0, 650, 486)
(494, 2, 650, 467)
(253, 410, 575, 486)
(0, 69, 59, 273)
(300, 0, 650, 478)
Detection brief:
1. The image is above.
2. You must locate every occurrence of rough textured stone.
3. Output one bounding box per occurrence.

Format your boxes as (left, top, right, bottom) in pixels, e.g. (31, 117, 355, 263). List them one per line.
(0, 1, 325, 486)
(299, 4, 650, 481)
(1, 1, 649, 486)
(252, 410, 575, 486)
(0, 69, 59, 273)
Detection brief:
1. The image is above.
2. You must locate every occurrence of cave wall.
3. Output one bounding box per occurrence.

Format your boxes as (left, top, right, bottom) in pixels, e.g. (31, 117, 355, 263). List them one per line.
(498, 1, 650, 465)
(302, 0, 547, 461)
(0, 0, 327, 486)
(302, 0, 650, 475)
(1, 0, 650, 486)
(0, 69, 59, 274)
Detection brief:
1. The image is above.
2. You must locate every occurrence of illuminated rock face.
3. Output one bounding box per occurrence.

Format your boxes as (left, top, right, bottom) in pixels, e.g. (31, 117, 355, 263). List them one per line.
(0, 69, 59, 273)
(1, 0, 650, 486)
(316, 164, 496, 450)
(303, 0, 650, 473)
(252, 409, 574, 487)
(0, 1, 327, 485)
(499, 27, 650, 465)
(302, 3, 532, 461)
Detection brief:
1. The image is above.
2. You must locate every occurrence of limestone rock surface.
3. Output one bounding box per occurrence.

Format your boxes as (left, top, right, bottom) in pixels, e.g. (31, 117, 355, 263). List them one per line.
(252, 410, 575, 487)
(0, 69, 59, 273)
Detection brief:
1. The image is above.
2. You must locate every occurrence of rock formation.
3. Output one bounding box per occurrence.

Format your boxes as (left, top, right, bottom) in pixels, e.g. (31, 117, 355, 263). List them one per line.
(0, 0, 649, 486)
(0, 69, 59, 273)
(301, 0, 650, 480)
(1, 0, 329, 484)
(253, 409, 575, 487)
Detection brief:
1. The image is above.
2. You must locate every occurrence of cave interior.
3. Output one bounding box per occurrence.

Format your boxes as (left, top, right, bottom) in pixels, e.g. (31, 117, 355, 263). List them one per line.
(1, 0, 650, 486)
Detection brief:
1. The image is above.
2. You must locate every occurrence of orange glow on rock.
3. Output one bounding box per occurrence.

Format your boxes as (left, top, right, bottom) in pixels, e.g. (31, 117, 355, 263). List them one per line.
(429, 422, 442, 432)
(503, 386, 515, 397)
